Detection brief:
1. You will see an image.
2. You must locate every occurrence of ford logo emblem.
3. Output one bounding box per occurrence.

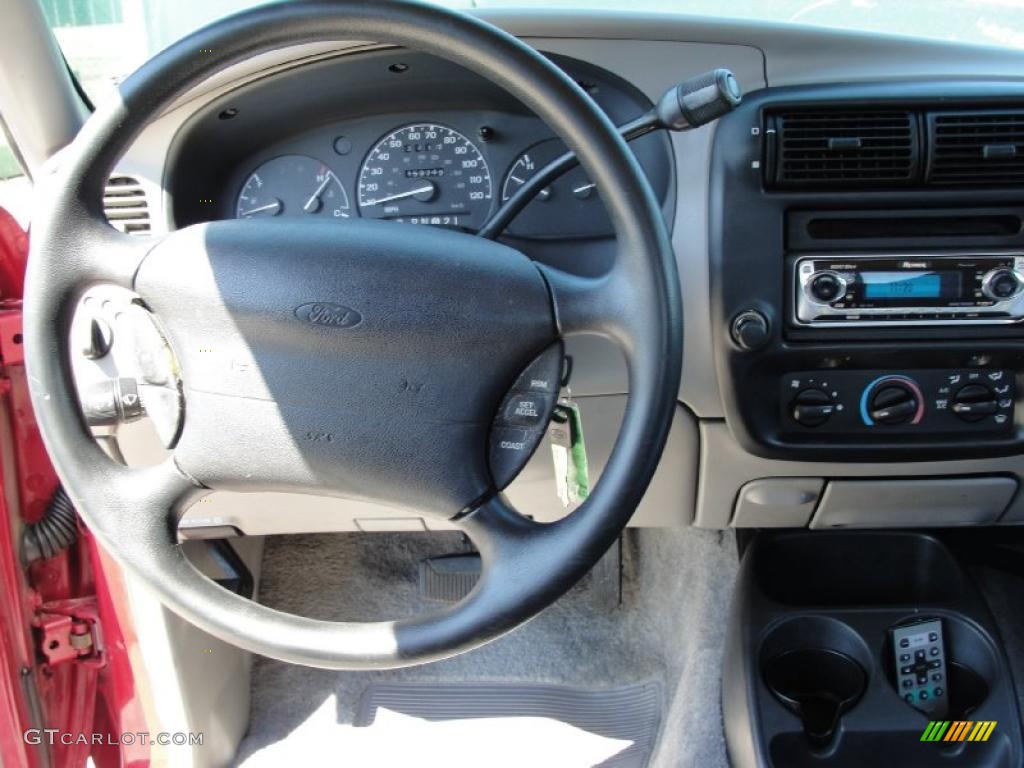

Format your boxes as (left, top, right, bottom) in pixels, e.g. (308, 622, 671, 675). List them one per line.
(294, 302, 362, 329)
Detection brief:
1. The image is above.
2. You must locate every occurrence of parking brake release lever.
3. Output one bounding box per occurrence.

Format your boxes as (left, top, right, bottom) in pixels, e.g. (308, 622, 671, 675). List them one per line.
(477, 68, 743, 239)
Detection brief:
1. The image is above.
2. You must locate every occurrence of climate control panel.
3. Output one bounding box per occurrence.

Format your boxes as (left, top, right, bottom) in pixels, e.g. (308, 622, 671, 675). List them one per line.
(780, 369, 1014, 436)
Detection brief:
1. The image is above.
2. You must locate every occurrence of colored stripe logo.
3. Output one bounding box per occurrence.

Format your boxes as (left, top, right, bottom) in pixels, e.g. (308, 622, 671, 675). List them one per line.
(921, 721, 997, 742)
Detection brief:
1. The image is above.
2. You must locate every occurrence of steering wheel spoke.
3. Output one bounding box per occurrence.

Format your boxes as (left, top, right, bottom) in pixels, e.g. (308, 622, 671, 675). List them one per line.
(538, 260, 639, 343)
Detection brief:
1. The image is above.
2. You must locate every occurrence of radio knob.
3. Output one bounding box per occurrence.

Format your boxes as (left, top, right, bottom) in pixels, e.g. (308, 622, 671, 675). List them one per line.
(808, 271, 847, 304)
(951, 384, 998, 422)
(981, 269, 1023, 301)
(869, 383, 919, 426)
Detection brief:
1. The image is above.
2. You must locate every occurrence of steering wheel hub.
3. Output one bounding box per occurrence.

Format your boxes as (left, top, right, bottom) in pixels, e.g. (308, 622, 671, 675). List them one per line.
(137, 218, 556, 515)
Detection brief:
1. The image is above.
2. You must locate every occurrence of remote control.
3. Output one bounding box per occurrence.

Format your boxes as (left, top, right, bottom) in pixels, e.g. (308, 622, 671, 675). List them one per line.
(892, 618, 948, 718)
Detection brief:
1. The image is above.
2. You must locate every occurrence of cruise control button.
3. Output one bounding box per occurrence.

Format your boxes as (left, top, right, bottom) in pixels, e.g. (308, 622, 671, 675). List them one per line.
(511, 344, 563, 395)
(503, 392, 555, 428)
(488, 426, 540, 490)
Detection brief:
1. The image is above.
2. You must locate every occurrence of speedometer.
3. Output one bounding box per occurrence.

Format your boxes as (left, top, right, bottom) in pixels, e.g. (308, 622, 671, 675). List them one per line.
(357, 124, 492, 230)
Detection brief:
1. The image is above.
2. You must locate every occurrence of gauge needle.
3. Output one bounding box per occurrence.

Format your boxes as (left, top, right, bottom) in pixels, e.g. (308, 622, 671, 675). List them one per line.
(239, 200, 282, 217)
(303, 174, 334, 213)
(573, 182, 597, 198)
(363, 183, 435, 206)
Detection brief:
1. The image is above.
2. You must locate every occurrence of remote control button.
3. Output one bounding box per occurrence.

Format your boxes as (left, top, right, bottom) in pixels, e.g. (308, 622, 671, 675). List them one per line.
(901, 665, 913, 675)
(899, 639, 909, 648)
(929, 647, 940, 656)
(932, 673, 943, 682)
(934, 687, 944, 697)
(929, 632, 938, 642)
(927, 660, 941, 669)
(902, 679, 913, 689)
(919, 691, 930, 701)
(905, 694, 915, 704)
(899, 653, 910, 662)
(917, 675, 928, 685)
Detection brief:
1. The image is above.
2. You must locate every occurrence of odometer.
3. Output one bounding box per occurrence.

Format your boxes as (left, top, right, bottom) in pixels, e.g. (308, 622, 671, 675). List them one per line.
(357, 124, 492, 230)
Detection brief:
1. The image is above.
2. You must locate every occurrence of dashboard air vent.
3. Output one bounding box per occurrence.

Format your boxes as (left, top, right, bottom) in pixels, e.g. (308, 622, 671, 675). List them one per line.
(103, 175, 151, 235)
(772, 110, 917, 188)
(928, 110, 1024, 186)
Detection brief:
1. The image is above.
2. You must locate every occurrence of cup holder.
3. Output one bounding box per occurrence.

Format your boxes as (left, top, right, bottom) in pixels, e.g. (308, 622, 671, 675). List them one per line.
(760, 616, 873, 751)
(764, 649, 867, 749)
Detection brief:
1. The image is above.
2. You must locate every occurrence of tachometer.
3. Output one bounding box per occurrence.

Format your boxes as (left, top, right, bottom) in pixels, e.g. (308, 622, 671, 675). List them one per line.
(357, 124, 492, 229)
(236, 155, 350, 220)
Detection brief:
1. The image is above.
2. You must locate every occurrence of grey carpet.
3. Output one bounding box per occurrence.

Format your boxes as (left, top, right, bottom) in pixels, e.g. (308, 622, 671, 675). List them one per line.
(234, 527, 738, 768)
(356, 680, 662, 766)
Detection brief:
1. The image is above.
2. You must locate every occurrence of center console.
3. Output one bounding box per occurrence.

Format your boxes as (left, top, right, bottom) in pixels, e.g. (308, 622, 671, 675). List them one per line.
(710, 80, 1024, 464)
(723, 532, 1023, 768)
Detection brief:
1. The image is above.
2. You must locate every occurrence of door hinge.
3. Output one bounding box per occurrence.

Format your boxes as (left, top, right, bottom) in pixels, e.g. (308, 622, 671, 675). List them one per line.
(33, 596, 105, 668)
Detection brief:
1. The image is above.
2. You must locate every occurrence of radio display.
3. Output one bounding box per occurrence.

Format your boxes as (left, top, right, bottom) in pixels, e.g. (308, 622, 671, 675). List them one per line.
(862, 271, 945, 299)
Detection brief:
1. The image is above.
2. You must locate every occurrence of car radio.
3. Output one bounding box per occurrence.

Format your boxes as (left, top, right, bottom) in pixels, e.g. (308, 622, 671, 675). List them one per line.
(793, 253, 1024, 326)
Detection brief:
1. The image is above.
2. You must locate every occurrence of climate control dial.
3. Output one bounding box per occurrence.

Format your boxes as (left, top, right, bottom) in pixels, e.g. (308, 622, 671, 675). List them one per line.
(861, 376, 925, 427)
(951, 384, 998, 422)
(791, 388, 835, 427)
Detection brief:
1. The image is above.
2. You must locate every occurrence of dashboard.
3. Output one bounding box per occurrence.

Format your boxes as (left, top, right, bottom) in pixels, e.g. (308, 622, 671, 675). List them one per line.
(99, 11, 1024, 535)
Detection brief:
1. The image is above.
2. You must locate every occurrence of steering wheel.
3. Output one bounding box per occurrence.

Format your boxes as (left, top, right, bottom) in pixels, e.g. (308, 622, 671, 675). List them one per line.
(24, 0, 681, 669)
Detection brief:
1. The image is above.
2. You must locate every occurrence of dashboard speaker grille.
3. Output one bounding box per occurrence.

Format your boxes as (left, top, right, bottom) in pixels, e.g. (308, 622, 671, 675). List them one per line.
(103, 175, 151, 235)
(928, 110, 1024, 186)
(773, 110, 917, 188)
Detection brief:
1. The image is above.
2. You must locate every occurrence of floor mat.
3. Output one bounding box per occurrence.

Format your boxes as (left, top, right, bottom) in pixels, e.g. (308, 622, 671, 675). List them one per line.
(234, 528, 738, 768)
(355, 680, 662, 767)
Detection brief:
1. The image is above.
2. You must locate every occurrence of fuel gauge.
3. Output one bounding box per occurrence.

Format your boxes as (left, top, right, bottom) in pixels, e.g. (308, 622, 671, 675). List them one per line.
(499, 139, 612, 239)
(236, 155, 351, 220)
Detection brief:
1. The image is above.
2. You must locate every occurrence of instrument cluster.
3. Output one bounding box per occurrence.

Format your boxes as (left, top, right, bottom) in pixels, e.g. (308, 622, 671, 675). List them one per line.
(170, 50, 673, 257)
(228, 114, 640, 240)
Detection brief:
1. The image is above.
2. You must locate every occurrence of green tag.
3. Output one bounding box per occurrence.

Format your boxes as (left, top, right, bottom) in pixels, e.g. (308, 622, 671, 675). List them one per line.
(550, 402, 589, 507)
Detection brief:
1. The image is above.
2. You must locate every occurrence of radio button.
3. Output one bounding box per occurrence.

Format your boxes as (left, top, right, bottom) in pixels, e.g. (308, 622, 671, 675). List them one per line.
(807, 271, 847, 304)
(981, 269, 1024, 301)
